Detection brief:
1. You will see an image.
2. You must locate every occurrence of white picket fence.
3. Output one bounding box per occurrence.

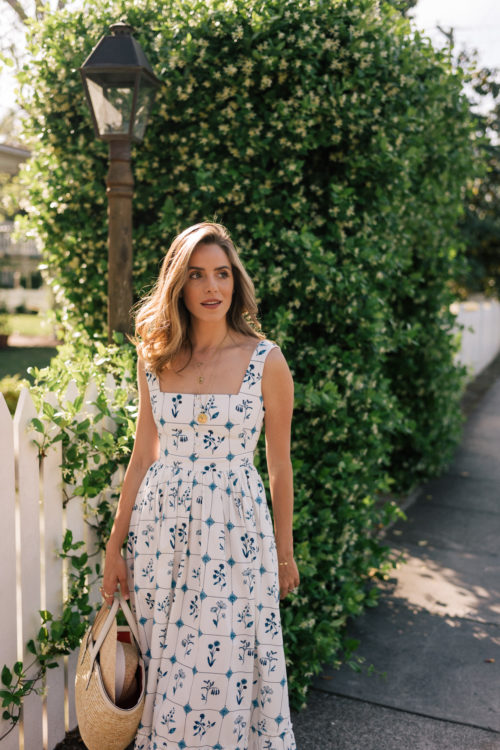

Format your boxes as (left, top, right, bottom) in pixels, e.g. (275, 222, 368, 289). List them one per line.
(451, 296, 500, 380)
(0, 374, 127, 750)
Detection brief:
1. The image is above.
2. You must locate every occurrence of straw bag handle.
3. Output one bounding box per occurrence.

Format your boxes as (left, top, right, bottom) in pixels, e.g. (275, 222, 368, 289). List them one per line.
(89, 594, 141, 666)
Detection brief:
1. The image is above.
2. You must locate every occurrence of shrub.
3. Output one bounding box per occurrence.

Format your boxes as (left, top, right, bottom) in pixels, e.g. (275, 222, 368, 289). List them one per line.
(15, 0, 479, 708)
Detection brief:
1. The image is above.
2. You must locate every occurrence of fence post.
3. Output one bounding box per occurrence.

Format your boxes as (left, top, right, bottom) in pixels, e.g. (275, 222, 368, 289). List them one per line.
(0, 395, 19, 750)
(62, 378, 86, 732)
(41, 390, 66, 748)
(13, 387, 43, 748)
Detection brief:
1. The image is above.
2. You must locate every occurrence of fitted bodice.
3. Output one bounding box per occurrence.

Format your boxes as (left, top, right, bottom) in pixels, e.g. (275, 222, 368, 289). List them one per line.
(144, 338, 278, 476)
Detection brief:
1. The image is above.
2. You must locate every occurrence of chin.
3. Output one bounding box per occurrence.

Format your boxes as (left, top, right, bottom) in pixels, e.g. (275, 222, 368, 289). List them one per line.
(191, 308, 230, 322)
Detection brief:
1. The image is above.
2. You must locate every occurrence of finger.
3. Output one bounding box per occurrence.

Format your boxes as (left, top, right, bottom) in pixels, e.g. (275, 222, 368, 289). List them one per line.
(119, 574, 130, 600)
(100, 584, 116, 607)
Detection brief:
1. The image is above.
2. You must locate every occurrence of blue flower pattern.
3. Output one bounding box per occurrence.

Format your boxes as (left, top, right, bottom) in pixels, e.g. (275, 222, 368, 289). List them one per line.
(126, 339, 296, 749)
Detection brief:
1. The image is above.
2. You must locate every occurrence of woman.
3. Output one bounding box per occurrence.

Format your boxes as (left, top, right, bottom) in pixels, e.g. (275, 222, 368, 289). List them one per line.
(102, 221, 299, 749)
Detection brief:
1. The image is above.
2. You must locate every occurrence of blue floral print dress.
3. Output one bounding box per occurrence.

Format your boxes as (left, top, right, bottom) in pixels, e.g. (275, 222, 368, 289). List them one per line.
(126, 338, 296, 750)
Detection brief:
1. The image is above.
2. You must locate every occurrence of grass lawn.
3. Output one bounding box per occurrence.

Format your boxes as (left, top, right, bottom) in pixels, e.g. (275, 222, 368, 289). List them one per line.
(0, 346, 58, 382)
(6, 312, 56, 337)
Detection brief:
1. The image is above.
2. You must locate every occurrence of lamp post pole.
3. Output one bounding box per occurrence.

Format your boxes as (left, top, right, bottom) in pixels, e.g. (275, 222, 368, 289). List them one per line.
(80, 21, 160, 344)
(107, 140, 134, 343)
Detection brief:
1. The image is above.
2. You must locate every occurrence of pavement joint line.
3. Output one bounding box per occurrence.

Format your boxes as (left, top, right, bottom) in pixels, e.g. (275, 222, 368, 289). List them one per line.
(389, 538, 500, 559)
(353, 595, 500, 627)
(411, 499, 500, 517)
(437, 473, 500, 487)
(312, 687, 500, 736)
(439, 613, 500, 629)
(390, 538, 500, 557)
(444, 470, 500, 482)
(362, 590, 500, 630)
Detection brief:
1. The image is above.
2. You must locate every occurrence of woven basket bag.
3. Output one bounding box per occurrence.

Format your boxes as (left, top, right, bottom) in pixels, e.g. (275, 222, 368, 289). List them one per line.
(75, 594, 146, 750)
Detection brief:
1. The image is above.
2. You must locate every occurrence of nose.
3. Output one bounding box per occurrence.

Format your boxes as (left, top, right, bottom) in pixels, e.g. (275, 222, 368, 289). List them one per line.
(205, 274, 219, 293)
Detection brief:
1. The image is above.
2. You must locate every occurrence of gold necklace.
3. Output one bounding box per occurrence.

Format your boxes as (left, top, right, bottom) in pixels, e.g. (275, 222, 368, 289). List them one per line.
(193, 331, 229, 424)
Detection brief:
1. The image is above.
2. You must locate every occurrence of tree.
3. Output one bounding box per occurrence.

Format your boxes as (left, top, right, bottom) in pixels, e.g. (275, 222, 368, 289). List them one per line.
(456, 53, 500, 297)
(417, 24, 500, 299)
(0, 0, 73, 142)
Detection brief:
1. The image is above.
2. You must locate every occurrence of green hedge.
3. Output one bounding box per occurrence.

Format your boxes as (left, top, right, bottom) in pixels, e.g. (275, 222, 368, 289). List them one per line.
(16, 0, 479, 708)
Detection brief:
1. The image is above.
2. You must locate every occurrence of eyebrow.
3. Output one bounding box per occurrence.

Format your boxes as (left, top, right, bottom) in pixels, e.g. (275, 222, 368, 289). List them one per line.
(188, 265, 231, 271)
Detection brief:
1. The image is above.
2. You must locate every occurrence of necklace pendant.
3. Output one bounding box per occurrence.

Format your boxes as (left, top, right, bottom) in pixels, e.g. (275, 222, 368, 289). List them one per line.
(198, 375, 204, 384)
(198, 412, 208, 424)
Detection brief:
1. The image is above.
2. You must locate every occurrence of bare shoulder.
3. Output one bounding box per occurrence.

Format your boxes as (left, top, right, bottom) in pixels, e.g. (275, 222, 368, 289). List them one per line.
(262, 344, 294, 401)
(263, 345, 292, 376)
(137, 353, 153, 378)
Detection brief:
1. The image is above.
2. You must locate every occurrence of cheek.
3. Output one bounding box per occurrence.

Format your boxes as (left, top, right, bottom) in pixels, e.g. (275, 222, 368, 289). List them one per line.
(183, 281, 199, 298)
(223, 278, 235, 296)
(181, 286, 197, 308)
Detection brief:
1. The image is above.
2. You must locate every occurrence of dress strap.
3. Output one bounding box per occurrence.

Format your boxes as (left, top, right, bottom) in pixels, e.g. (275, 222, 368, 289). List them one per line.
(253, 338, 280, 361)
(144, 364, 159, 392)
(143, 364, 160, 422)
(239, 338, 280, 398)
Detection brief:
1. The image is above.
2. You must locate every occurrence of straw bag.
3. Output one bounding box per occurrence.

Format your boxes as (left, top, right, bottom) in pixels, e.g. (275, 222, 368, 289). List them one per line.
(75, 594, 146, 750)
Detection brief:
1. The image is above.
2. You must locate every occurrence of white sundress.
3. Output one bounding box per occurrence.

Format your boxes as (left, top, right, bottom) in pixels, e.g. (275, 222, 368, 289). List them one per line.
(126, 338, 297, 750)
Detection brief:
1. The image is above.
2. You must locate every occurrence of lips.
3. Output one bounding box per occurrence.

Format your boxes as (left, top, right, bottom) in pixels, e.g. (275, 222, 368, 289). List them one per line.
(201, 300, 222, 308)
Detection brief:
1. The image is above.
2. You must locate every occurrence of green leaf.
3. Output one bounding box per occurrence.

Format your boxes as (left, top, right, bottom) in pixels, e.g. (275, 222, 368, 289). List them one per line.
(30, 418, 45, 433)
(42, 402, 55, 419)
(62, 529, 73, 553)
(1, 666, 12, 687)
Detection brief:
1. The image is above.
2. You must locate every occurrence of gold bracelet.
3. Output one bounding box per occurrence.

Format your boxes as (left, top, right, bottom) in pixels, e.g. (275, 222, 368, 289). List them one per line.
(279, 561, 289, 566)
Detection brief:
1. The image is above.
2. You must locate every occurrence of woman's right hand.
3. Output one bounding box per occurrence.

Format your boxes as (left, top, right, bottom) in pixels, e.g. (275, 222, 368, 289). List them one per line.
(101, 543, 130, 607)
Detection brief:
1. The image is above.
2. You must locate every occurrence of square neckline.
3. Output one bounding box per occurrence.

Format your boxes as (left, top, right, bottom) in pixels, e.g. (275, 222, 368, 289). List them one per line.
(152, 338, 266, 397)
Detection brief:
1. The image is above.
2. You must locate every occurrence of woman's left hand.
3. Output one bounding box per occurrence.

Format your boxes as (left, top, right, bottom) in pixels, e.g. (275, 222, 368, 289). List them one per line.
(278, 555, 300, 599)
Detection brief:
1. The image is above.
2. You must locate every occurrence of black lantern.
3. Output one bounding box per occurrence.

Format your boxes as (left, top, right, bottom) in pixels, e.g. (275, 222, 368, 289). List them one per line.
(80, 21, 160, 143)
(79, 21, 161, 342)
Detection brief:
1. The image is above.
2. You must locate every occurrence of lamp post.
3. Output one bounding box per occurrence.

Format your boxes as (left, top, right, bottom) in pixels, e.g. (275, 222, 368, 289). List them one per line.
(80, 21, 160, 343)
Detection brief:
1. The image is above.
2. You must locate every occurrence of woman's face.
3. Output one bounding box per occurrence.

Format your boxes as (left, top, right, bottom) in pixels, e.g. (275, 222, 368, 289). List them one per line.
(182, 243, 234, 323)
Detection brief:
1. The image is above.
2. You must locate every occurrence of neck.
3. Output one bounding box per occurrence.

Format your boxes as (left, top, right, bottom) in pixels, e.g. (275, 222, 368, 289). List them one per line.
(188, 320, 232, 352)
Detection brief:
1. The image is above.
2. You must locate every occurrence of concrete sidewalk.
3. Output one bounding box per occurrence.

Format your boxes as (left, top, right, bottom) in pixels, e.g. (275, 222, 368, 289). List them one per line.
(289, 365, 500, 750)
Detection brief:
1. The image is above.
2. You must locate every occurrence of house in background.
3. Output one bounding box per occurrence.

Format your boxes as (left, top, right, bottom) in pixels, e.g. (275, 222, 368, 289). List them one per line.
(0, 142, 53, 312)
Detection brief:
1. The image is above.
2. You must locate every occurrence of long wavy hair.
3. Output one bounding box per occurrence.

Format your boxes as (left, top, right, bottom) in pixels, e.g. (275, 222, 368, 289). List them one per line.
(128, 222, 265, 377)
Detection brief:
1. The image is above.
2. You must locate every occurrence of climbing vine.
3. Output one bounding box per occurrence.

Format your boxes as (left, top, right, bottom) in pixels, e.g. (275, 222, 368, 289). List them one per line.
(0, 334, 136, 736)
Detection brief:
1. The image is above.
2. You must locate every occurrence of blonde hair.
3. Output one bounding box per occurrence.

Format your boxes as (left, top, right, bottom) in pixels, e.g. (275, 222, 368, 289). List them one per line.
(128, 221, 265, 377)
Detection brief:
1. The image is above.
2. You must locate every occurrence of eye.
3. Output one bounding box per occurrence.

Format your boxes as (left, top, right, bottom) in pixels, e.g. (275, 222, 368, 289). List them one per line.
(219, 271, 230, 278)
(189, 271, 201, 279)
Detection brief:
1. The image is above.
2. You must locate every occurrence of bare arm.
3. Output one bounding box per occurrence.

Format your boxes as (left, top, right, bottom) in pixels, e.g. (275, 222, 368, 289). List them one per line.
(102, 356, 160, 602)
(262, 347, 300, 599)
